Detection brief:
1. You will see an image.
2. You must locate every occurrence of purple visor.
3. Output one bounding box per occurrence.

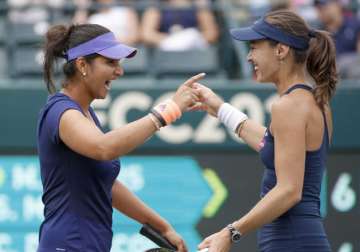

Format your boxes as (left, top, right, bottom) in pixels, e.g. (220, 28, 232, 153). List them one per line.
(66, 32, 137, 61)
(230, 18, 310, 50)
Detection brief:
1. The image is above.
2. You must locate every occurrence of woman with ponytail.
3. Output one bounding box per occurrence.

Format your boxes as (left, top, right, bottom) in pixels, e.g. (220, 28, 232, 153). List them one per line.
(196, 9, 337, 252)
(37, 23, 204, 252)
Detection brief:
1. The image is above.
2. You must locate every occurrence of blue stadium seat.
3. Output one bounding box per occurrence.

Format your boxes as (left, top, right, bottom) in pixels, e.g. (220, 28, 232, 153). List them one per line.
(0, 46, 7, 78)
(11, 46, 43, 77)
(121, 45, 148, 76)
(233, 41, 252, 79)
(0, 0, 6, 14)
(0, 17, 6, 45)
(9, 22, 44, 45)
(151, 46, 221, 78)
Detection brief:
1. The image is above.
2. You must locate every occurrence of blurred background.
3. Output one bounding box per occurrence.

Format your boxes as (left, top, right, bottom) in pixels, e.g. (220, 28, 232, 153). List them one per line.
(0, 0, 359, 251)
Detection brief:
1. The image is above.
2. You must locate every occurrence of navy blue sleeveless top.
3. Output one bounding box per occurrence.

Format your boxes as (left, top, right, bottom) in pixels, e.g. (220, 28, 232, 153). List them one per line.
(259, 84, 329, 218)
(159, 7, 198, 33)
(36, 93, 120, 252)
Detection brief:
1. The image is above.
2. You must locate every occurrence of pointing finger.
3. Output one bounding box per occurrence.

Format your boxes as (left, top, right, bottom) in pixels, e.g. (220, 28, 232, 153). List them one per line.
(183, 73, 206, 87)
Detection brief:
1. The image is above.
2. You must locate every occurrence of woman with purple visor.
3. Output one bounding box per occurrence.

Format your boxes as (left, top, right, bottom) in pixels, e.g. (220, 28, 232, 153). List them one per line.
(36, 23, 204, 252)
(195, 10, 337, 252)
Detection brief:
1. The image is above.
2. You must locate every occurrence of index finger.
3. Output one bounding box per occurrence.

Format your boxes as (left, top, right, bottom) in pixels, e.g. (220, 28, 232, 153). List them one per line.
(183, 73, 206, 87)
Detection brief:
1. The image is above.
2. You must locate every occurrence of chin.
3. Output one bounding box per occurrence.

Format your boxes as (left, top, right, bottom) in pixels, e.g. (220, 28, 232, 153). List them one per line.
(95, 94, 106, 100)
(255, 75, 264, 83)
(255, 75, 271, 84)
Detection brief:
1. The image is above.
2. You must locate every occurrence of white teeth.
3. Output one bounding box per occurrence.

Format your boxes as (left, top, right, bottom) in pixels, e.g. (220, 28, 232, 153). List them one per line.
(105, 81, 111, 90)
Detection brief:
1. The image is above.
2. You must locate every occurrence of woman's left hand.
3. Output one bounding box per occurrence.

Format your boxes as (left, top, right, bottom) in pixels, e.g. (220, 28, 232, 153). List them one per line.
(198, 228, 232, 252)
(162, 227, 188, 252)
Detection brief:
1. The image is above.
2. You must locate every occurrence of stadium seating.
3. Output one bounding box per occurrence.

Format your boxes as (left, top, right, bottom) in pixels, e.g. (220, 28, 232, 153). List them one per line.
(121, 45, 149, 77)
(0, 0, 358, 81)
(9, 22, 44, 45)
(11, 46, 43, 78)
(150, 46, 222, 79)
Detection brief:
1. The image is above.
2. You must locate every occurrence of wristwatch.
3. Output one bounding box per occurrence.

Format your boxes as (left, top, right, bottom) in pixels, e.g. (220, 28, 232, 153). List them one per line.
(226, 224, 242, 243)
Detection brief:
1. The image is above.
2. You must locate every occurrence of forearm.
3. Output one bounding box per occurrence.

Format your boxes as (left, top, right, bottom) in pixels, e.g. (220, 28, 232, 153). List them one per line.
(142, 8, 167, 46)
(232, 185, 300, 235)
(198, 10, 219, 44)
(112, 180, 171, 233)
(216, 102, 266, 152)
(99, 115, 157, 160)
(143, 31, 167, 46)
(238, 119, 266, 152)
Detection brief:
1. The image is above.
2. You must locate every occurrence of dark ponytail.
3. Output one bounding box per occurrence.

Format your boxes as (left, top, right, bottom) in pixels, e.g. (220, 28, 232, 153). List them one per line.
(43, 24, 110, 94)
(307, 30, 338, 108)
(43, 25, 71, 94)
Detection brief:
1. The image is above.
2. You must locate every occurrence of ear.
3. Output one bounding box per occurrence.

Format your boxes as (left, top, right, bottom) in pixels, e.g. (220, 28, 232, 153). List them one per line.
(75, 57, 88, 75)
(275, 43, 290, 60)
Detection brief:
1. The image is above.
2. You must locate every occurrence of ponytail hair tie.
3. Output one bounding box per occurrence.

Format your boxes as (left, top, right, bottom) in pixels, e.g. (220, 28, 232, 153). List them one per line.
(308, 29, 317, 38)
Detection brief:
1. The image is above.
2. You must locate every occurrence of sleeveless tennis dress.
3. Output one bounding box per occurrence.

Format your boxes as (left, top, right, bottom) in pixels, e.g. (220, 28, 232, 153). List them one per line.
(258, 84, 331, 252)
(37, 93, 120, 252)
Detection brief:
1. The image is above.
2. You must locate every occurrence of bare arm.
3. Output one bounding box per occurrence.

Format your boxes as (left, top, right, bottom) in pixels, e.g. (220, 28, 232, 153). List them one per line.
(112, 180, 188, 251)
(112, 180, 170, 231)
(197, 9, 219, 44)
(142, 7, 167, 46)
(232, 97, 306, 235)
(194, 83, 266, 151)
(72, 0, 91, 24)
(59, 74, 204, 161)
(198, 97, 307, 250)
(120, 9, 140, 45)
(60, 111, 157, 161)
(238, 119, 266, 152)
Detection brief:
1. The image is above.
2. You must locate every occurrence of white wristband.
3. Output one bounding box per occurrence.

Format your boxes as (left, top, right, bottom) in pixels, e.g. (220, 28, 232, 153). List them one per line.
(217, 103, 248, 132)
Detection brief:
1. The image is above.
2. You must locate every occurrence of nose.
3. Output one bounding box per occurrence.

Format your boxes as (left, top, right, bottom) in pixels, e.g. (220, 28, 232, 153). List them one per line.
(115, 64, 124, 77)
(246, 51, 252, 63)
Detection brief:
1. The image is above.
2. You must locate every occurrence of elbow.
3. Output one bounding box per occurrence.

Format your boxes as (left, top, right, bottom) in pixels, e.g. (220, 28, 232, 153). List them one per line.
(142, 31, 155, 45)
(203, 30, 218, 44)
(94, 142, 118, 161)
(281, 186, 303, 206)
(292, 192, 302, 205)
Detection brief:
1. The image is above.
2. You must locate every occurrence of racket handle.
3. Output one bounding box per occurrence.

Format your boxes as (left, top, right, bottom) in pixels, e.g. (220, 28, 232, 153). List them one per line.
(140, 224, 177, 251)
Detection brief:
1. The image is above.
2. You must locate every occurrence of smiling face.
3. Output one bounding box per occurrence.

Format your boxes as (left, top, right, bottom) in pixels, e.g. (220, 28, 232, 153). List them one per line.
(83, 55, 123, 99)
(247, 40, 281, 83)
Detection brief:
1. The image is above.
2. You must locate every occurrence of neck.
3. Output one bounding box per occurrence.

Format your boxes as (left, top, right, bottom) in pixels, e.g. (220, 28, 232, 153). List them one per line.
(275, 64, 307, 95)
(61, 80, 92, 112)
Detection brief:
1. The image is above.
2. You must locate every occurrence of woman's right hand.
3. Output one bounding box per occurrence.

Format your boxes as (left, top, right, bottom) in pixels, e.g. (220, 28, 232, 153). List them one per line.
(172, 73, 206, 112)
(162, 226, 188, 252)
(192, 83, 224, 117)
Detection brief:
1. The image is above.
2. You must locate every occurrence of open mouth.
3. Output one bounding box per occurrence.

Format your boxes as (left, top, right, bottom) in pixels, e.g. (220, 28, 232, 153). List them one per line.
(105, 80, 111, 90)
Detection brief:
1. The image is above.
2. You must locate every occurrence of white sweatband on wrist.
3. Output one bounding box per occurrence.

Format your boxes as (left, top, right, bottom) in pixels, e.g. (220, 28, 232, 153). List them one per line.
(217, 103, 248, 132)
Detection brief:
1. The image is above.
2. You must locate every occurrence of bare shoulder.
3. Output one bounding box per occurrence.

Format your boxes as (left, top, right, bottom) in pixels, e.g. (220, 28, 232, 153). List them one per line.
(271, 93, 310, 133)
(61, 108, 84, 121)
(271, 93, 310, 120)
(59, 109, 87, 131)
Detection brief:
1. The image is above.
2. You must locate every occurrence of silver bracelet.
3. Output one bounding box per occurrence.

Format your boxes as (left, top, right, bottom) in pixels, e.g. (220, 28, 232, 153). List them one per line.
(148, 113, 161, 131)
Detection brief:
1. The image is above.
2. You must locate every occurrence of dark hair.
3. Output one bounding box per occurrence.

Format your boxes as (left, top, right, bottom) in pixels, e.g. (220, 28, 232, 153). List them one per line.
(265, 10, 338, 108)
(43, 24, 110, 94)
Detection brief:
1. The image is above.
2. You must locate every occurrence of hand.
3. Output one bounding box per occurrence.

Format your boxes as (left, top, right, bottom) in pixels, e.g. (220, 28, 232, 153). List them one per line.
(190, 83, 224, 117)
(198, 228, 231, 252)
(172, 73, 205, 112)
(162, 227, 188, 252)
